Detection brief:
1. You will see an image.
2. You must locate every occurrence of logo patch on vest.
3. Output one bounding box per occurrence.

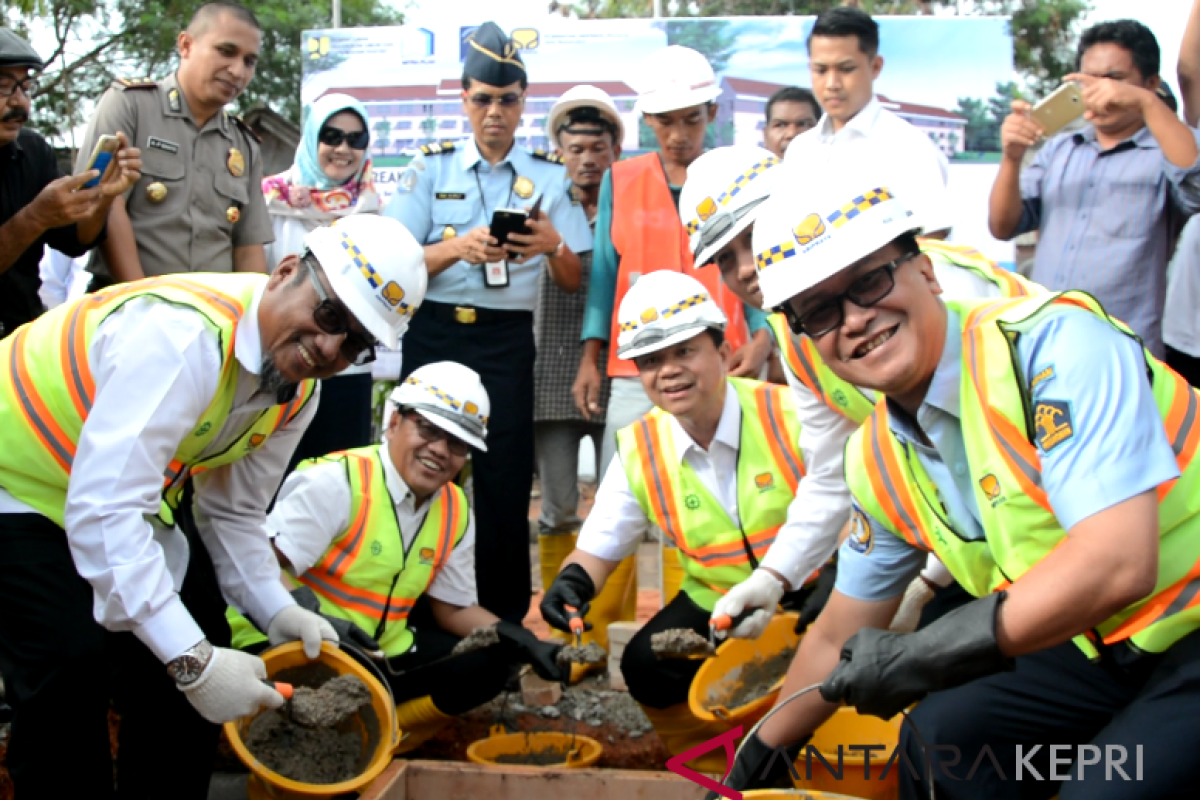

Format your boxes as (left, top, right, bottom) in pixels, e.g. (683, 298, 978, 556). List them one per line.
(371, 541, 383, 556)
(847, 507, 873, 554)
(978, 473, 1005, 507)
(684, 494, 701, 510)
(754, 472, 775, 492)
(1030, 365, 1055, 391)
(1034, 400, 1074, 452)
(194, 421, 212, 437)
(832, 388, 849, 408)
(247, 433, 266, 449)
(419, 546, 435, 565)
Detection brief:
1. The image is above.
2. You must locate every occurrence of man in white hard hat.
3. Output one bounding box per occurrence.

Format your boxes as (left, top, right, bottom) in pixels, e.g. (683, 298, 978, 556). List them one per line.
(576, 45, 774, 481)
(535, 85, 634, 682)
(544, 270, 806, 774)
(0, 213, 427, 798)
(681, 145, 1044, 647)
(228, 361, 565, 756)
(709, 148, 1200, 800)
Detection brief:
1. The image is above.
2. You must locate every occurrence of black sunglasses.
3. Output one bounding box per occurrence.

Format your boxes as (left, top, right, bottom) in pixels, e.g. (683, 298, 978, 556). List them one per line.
(783, 251, 920, 338)
(405, 412, 471, 456)
(301, 255, 378, 366)
(318, 125, 370, 150)
(468, 92, 523, 108)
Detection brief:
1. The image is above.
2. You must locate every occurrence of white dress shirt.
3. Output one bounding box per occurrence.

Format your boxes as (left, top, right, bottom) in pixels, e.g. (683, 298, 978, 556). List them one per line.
(0, 282, 316, 664)
(270, 443, 477, 609)
(787, 95, 953, 233)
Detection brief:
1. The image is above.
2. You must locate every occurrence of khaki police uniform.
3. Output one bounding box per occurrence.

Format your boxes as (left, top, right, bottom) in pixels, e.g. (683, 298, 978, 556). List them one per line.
(75, 72, 273, 280)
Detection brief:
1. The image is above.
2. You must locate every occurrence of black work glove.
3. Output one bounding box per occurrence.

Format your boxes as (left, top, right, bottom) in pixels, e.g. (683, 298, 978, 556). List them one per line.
(539, 563, 596, 634)
(496, 621, 565, 682)
(701, 731, 810, 799)
(794, 560, 838, 634)
(290, 586, 383, 654)
(820, 590, 1013, 720)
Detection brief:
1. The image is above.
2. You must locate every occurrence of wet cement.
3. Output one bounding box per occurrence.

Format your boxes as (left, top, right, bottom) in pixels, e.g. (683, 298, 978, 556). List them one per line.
(711, 648, 795, 709)
(557, 642, 607, 667)
(289, 674, 371, 728)
(245, 709, 362, 784)
(452, 625, 500, 656)
(493, 744, 574, 766)
(650, 628, 714, 658)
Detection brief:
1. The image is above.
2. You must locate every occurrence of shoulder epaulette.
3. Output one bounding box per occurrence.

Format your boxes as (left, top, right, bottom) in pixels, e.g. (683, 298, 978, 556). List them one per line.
(114, 77, 157, 90)
(227, 112, 262, 144)
(531, 148, 564, 165)
(420, 141, 457, 156)
(568, 186, 582, 206)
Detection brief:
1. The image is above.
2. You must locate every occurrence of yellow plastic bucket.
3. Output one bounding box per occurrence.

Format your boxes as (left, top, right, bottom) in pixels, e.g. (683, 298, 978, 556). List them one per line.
(466, 725, 603, 769)
(791, 707, 904, 800)
(224, 641, 400, 800)
(689, 612, 801, 726)
(744, 791, 871, 799)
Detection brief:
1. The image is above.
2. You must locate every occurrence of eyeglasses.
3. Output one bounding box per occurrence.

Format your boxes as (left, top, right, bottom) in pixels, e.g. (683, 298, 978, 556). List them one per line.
(468, 92, 523, 109)
(0, 76, 38, 99)
(301, 255, 378, 365)
(317, 125, 370, 150)
(784, 252, 919, 338)
(405, 412, 471, 456)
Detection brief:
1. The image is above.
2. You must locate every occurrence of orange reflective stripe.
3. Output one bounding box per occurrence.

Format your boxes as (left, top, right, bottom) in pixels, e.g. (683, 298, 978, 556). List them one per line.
(753, 384, 804, 492)
(794, 336, 829, 405)
(687, 525, 779, 567)
(162, 459, 187, 489)
(633, 417, 687, 551)
(299, 571, 410, 621)
(1104, 555, 1200, 644)
(1160, 371, 1200, 502)
(9, 327, 75, 473)
(985, 266, 1030, 298)
(862, 412, 931, 550)
(425, 486, 462, 587)
(317, 455, 373, 579)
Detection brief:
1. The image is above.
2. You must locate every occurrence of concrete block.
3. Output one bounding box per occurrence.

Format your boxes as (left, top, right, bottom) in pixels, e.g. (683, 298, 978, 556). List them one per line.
(521, 672, 562, 707)
(606, 621, 642, 692)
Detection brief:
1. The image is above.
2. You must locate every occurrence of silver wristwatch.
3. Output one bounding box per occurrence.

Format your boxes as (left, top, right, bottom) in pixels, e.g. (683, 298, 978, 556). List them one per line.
(167, 639, 214, 686)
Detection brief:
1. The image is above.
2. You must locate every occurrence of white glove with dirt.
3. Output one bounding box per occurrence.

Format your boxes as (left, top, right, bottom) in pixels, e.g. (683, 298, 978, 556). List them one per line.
(178, 647, 285, 723)
(889, 576, 937, 633)
(711, 568, 786, 640)
(267, 603, 339, 658)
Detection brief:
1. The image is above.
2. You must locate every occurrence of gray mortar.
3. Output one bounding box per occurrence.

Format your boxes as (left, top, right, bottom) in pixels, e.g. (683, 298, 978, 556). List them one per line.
(452, 625, 500, 656)
(288, 674, 371, 729)
(557, 641, 607, 667)
(650, 628, 714, 658)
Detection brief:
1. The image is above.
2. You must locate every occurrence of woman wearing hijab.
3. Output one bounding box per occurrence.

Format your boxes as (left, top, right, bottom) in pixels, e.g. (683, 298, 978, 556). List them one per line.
(262, 93, 381, 466)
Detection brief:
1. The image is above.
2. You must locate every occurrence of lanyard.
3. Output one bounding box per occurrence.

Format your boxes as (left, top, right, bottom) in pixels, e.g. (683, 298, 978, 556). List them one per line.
(472, 161, 517, 218)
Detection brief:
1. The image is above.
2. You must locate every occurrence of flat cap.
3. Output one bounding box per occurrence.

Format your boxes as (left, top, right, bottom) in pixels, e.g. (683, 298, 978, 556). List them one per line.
(463, 22, 525, 87)
(0, 28, 44, 71)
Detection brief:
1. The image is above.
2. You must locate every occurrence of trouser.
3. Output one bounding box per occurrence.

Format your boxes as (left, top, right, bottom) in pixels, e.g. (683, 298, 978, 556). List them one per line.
(600, 377, 654, 475)
(401, 302, 536, 623)
(0, 509, 231, 800)
(898, 628, 1200, 800)
(1166, 345, 1200, 389)
(383, 597, 513, 715)
(286, 372, 375, 475)
(621, 589, 709, 709)
(534, 419, 603, 534)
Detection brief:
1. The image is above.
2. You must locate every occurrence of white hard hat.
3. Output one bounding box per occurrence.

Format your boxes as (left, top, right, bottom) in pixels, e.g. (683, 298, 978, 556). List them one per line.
(546, 85, 625, 150)
(632, 46, 722, 115)
(680, 146, 782, 268)
(616, 271, 727, 361)
(388, 361, 490, 451)
(753, 153, 922, 311)
(304, 215, 428, 351)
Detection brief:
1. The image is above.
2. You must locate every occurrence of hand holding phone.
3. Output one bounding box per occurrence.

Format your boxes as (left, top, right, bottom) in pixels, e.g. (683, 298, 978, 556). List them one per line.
(1030, 82, 1085, 137)
(80, 135, 121, 190)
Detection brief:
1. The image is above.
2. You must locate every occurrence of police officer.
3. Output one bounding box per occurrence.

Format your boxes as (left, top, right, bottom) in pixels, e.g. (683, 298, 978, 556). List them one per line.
(384, 21, 592, 623)
(712, 147, 1200, 799)
(75, 1, 273, 287)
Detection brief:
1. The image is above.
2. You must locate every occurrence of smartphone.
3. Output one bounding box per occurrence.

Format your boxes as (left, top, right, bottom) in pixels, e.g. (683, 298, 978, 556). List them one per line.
(1030, 83, 1084, 137)
(80, 135, 120, 189)
(489, 207, 530, 258)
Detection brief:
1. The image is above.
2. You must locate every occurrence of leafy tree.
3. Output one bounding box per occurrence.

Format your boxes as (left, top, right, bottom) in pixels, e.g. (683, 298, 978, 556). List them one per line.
(663, 19, 735, 74)
(955, 95, 991, 151)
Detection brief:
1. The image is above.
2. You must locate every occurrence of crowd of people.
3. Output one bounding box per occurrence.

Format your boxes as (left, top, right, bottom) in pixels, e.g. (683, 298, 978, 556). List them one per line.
(2, 1, 1200, 798)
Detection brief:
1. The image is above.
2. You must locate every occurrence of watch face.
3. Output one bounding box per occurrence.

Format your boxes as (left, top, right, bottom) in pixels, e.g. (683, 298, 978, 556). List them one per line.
(169, 653, 205, 684)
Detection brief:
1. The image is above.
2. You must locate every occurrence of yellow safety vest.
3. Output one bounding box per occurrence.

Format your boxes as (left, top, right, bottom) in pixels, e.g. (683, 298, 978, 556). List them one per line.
(228, 445, 470, 657)
(846, 292, 1200, 656)
(0, 274, 314, 528)
(769, 239, 1043, 426)
(616, 378, 804, 611)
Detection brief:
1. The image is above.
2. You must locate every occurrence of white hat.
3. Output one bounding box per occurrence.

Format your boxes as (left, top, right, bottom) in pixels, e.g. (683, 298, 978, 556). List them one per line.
(680, 146, 782, 268)
(388, 362, 490, 451)
(632, 46, 722, 115)
(545, 85, 625, 150)
(616, 271, 727, 361)
(753, 153, 923, 311)
(304, 216, 428, 350)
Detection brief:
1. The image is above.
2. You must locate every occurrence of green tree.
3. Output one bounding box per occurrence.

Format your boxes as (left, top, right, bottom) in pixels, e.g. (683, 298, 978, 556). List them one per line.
(373, 118, 391, 155)
(955, 95, 990, 152)
(663, 19, 736, 74)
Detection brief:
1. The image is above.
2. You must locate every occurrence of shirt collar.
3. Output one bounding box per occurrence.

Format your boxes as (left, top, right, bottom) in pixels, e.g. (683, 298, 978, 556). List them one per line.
(816, 94, 882, 142)
(459, 136, 522, 173)
(162, 72, 231, 137)
(378, 440, 427, 512)
(885, 306, 964, 424)
(1072, 123, 1157, 150)
(233, 279, 267, 375)
(667, 381, 742, 465)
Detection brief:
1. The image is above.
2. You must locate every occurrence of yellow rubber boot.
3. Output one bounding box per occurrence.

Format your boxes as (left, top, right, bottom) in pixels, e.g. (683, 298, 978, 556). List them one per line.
(641, 702, 740, 774)
(538, 532, 579, 649)
(661, 542, 685, 607)
(393, 695, 454, 756)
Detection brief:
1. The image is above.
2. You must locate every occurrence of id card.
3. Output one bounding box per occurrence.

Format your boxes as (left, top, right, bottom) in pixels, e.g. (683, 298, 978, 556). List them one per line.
(484, 260, 510, 288)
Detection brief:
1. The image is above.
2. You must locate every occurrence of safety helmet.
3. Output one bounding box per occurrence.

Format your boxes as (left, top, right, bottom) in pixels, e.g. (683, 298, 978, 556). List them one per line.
(753, 151, 922, 311)
(387, 362, 490, 452)
(616, 271, 727, 361)
(632, 46, 722, 115)
(680, 146, 782, 268)
(546, 85, 625, 150)
(304, 215, 428, 351)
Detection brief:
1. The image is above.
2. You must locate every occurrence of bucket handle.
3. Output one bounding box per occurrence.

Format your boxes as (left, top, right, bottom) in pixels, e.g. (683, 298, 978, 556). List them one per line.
(341, 642, 401, 749)
(712, 705, 731, 721)
(565, 745, 584, 766)
(489, 723, 507, 738)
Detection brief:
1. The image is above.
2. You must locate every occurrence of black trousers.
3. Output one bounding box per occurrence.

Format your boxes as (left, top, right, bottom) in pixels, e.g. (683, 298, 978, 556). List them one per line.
(899, 628, 1200, 800)
(400, 302, 536, 623)
(1166, 346, 1200, 389)
(286, 372, 375, 474)
(0, 511, 231, 800)
(621, 590, 710, 709)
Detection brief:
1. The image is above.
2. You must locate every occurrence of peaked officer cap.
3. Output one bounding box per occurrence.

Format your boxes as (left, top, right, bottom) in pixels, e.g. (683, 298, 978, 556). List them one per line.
(463, 22, 525, 87)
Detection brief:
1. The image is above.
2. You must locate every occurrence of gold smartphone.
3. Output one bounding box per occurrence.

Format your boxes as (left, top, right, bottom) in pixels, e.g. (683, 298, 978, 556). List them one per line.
(1030, 83, 1085, 136)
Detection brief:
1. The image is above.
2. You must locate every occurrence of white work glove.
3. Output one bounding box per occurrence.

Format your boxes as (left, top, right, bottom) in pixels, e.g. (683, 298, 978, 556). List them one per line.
(267, 603, 339, 658)
(888, 576, 937, 633)
(711, 568, 786, 640)
(178, 646, 285, 724)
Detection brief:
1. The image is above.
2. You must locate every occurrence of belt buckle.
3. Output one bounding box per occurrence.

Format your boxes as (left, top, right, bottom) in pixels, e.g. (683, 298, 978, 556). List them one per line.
(454, 306, 477, 324)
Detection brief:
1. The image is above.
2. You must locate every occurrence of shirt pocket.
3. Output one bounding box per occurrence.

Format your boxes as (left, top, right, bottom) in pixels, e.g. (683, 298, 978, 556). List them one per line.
(429, 199, 475, 245)
(213, 172, 251, 230)
(140, 148, 186, 183)
(1098, 175, 1158, 240)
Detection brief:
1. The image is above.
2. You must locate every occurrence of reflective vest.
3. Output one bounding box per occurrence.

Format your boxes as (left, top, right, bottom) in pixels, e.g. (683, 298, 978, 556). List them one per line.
(0, 274, 314, 528)
(608, 153, 748, 378)
(769, 239, 1042, 426)
(846, 292, 1200, 656)
(228, 445, 470, 657)
(615, 378, 804, 611)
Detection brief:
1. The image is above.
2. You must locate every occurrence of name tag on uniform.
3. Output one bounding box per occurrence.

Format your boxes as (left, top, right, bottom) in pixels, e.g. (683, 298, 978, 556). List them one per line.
(147, 136, 179, 154)
(435, 192, 466, 200)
